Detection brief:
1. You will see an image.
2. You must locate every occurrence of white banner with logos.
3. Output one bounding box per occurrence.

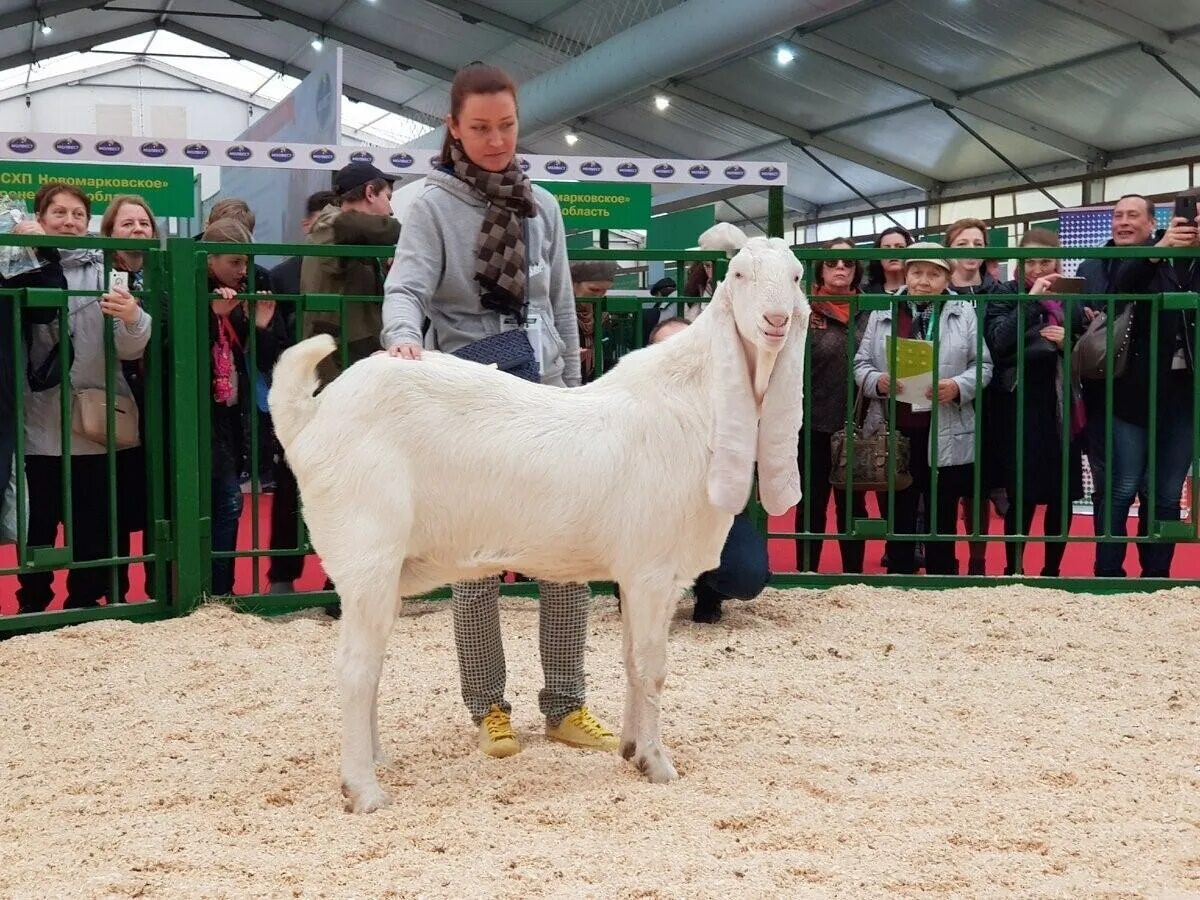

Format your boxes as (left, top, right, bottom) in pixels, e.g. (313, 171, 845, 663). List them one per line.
(0, 131, 787, 187)
(214, 47, 343, 253)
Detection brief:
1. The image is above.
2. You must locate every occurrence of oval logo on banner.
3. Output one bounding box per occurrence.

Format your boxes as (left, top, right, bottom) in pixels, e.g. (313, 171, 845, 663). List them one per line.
(140, 141, 168, 159)
(758, 165, 782, 181)
(689, 164, 711, 180)
(54, 138, 82, 155)
(724, 164, 746, 180)
(7, 136, 35, 153)
(95, 139, 123, 157)
(544, 159, 569, 175)
(390, 152, 414, 169)
(226, 145, 252, 161)
(617, 162, 639, 178)
(310, 147, 335, 164)
(184, 143, 210, 160)
(268, 146, 294, 163)
(519, 158, 530, 172)
(653, 163, 675, 178)
(349, 150, 374, 164)
(580, 161, 602, 176)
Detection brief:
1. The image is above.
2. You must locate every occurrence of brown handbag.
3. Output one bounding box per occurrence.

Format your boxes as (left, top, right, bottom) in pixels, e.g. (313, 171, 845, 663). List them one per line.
(72, 388, 140, 450)
(829, 390, 913, 492)
(1072, 303, 1133, 381)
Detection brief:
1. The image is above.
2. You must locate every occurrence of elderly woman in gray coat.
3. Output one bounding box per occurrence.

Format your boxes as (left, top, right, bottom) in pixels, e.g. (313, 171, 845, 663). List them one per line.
(853, 243, 993, 575)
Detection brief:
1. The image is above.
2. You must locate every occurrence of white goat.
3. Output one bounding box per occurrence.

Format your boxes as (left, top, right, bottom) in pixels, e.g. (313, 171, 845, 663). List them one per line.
(268, 225, 809, 813)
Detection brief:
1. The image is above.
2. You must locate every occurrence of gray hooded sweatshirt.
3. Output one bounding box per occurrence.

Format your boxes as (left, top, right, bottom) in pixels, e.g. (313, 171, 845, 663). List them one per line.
(382, 169, 581, 387)
(24, 249, 151, 456)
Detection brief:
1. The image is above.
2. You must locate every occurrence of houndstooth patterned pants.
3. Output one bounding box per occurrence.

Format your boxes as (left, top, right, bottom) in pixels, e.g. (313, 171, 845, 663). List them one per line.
(452, 575, 591, 724)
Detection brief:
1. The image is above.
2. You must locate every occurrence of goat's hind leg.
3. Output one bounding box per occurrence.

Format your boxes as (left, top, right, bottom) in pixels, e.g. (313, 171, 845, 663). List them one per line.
(619, 577, 680, 783)
(334, 557, 402, 814)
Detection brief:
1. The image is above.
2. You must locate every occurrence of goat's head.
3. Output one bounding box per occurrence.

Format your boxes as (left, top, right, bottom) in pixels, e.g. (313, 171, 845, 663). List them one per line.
(700, 224, 810, 517)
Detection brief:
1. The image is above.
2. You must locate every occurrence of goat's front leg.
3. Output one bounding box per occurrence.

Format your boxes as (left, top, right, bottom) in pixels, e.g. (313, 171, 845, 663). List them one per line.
(336, 574, 399, 814)
(618, 602, 640, 761)
(620, 579, 680, 783)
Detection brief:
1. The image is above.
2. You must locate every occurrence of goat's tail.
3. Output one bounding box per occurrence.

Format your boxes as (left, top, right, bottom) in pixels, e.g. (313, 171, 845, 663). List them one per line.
(268, 334, 336, 449)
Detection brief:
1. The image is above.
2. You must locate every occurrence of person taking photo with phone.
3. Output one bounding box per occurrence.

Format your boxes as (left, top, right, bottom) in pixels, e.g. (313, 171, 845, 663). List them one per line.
(984, 228, 1085, 577)
(1098, 190, 1200, 578)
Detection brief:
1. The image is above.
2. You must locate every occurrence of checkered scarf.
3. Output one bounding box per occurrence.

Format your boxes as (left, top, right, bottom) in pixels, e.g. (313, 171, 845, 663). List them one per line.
(450, 142, 536, 319)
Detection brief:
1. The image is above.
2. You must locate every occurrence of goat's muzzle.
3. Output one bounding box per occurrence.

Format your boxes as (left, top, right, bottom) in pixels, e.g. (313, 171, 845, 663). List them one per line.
(760, 312, 790, 344)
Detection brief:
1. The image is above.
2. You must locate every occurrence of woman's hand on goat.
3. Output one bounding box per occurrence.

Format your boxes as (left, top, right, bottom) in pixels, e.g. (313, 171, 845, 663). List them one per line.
(388, 343, 423, 360)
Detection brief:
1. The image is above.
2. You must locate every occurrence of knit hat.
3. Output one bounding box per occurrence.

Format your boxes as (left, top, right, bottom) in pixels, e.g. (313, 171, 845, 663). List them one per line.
(903, 242, 953, 273)
(569, 260, 618, 283)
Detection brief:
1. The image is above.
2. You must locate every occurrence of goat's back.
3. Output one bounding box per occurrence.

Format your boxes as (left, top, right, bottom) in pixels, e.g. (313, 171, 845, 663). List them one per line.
(286, 350, 727, 585)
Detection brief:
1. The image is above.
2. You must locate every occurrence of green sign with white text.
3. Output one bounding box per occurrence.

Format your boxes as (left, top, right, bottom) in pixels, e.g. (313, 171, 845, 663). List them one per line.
(538, 182, 651, 230)
(0, 160, 194, 217)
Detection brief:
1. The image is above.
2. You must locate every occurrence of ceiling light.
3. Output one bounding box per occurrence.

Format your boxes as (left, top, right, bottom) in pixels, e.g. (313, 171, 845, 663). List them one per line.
(565, 132, 579, 146)
(654, 94, 670, 111)
(39, 19, 52, 35)
(310, 35, 324, 51)
(776, 46, 795, 66)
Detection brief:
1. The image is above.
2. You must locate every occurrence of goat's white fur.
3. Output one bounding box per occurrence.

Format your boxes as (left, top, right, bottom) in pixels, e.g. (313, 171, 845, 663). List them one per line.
(268, 227, 808, 813)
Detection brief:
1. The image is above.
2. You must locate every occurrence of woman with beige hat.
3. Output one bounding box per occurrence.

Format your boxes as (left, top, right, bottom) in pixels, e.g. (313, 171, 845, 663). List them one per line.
(853, 243, 994, 575)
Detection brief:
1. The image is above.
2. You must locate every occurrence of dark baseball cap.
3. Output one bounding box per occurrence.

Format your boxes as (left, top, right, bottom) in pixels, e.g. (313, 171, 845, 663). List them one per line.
(333, 161, 395, 195)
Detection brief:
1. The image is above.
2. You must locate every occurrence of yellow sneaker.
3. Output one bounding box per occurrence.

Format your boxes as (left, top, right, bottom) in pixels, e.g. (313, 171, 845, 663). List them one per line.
(545, 707, 619, 752)
(478, 705, 521, 758)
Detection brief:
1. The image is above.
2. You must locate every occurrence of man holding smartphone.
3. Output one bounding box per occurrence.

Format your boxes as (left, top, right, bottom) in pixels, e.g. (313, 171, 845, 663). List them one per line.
(1075, 195, 1159, 570)
(1098, 190, 1200, 578)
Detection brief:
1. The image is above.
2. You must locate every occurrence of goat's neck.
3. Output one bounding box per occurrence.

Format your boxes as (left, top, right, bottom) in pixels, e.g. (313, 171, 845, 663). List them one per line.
(740, 334, 778, 411)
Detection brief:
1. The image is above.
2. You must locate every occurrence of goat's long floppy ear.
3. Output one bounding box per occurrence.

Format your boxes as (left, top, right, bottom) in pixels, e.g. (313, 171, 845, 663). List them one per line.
(706, 280, 758, 514)
(756, 278, 810, 516)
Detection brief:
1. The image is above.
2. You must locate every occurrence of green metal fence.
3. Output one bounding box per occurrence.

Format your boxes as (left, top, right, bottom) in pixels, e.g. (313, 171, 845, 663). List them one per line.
(1, 236, 1197, 636)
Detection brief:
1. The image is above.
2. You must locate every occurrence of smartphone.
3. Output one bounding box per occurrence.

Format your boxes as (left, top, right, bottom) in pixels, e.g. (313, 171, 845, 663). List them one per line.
(1175, 193, 1199, 223)
(1049, 276, 1086, 293)
(109, 270, 129, 292)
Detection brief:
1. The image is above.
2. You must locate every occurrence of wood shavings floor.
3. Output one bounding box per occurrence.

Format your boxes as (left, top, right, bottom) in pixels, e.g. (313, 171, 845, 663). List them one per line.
(2, 586, 1197, 898)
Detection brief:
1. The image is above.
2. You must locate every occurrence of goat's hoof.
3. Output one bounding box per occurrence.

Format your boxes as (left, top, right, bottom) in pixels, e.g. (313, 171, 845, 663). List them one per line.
(619, 740, 637, 760)
(633, 747, 679, 784)
(342, 780, 390, 814)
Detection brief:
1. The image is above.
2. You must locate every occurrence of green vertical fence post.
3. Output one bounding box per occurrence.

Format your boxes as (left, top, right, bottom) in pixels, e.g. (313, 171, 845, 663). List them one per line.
(767, 187, 784, 239)
(167, 237, 205, 611)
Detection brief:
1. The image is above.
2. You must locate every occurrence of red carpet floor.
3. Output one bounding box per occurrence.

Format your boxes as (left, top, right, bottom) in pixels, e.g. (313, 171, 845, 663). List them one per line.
(3, 495, 1198, 614)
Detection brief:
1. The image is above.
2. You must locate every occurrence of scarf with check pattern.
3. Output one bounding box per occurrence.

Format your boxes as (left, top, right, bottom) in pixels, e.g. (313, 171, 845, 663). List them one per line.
(450, 141, 536, 320)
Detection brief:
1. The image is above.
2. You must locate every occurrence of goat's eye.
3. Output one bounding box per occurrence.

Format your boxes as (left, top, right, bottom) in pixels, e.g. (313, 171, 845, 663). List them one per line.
(794, 275, 800, 283)
(733, 271, 743, 279)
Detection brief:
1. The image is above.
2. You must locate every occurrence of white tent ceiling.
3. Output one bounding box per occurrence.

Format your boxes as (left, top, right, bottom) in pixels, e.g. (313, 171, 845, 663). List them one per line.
(1, 0, 1198, 229)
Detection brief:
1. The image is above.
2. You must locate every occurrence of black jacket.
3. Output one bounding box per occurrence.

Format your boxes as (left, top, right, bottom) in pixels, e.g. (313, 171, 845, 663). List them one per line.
(1109, 234, 1198, 426)
(0, 249, 64, 516)
(984, 287, 1062, 394)
(0, 248, 65, 424)
(207, 271, 285, 477)
(1077, 235, 1158, 301)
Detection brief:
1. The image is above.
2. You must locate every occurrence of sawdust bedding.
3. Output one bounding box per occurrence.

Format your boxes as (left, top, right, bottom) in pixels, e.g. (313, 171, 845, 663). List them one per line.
(1, 585, 1197, 898)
